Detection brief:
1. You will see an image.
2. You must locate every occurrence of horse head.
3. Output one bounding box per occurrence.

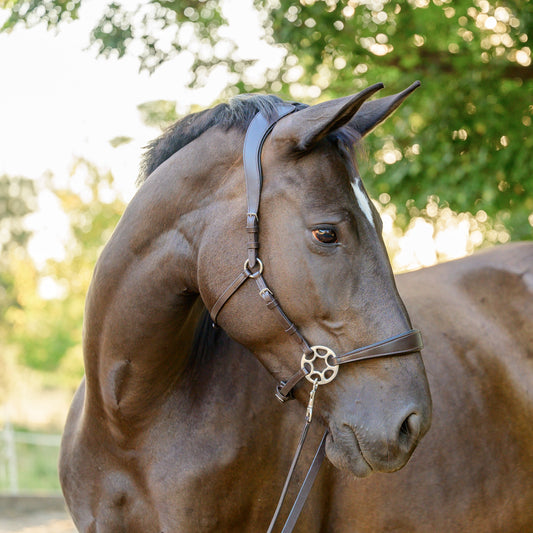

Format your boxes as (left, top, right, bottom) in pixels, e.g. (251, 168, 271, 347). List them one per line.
(197, 84, 432, 477)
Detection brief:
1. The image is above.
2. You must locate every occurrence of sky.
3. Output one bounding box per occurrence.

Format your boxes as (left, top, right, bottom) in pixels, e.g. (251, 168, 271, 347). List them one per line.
(1, 1, 232, 199)
(0, 0, 277, 269)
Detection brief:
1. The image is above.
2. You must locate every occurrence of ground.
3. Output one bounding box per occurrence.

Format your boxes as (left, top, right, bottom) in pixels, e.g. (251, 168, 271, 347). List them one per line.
(0, 496, 75, 533)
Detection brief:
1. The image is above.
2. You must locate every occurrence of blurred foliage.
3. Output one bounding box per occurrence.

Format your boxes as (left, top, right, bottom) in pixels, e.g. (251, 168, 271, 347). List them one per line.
(109, 135, 133, 148)
(137, 99, 180, 129)
(378, 194, 513, 271)
(2, 0, 530, 238)
(0, 175, 36, 315)
(0, 163, 125, 396)
(0, 174, 36, 403)
(0, 0, 81, 30)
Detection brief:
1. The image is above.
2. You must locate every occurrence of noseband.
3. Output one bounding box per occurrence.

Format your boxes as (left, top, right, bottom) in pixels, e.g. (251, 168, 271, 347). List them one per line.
(209, 104, 423, 532)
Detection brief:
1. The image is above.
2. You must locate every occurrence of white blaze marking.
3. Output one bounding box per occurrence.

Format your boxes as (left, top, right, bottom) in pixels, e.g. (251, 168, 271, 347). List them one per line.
(352, 180, 375, 227)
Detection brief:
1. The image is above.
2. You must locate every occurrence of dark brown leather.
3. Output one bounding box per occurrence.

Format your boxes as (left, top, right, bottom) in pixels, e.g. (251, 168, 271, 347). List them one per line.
(276, 329, 423, 401)
(280, 431, 328, 533)
(267, 420, 312, 533)
(276, 369, 308, 403)
(334, 329, 423, 365)
(210, 269, 251, 324)
(253, 273, 313, 356)
(210, 104, 296, 323)
(243, 104, 296, 269)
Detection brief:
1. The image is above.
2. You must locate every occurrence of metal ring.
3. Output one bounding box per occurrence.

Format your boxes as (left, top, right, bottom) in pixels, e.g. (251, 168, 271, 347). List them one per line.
(301, 345, 339, 385)
(244, 258, 263, 279)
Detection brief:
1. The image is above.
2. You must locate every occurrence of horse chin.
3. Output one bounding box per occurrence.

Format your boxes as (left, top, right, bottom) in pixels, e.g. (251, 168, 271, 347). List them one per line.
(325, 428, 374, 478)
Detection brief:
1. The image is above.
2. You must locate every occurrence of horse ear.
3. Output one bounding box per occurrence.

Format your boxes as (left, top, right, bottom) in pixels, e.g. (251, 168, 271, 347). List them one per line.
(272, 83, 384, 150)
(349, 81, 421, 138)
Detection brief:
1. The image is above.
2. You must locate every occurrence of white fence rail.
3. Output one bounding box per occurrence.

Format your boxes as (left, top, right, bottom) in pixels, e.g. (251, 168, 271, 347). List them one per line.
(0, 421, 61, 494)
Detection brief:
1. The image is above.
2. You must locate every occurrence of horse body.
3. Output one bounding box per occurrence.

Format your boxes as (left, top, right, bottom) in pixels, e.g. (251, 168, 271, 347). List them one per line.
(327, 242, 533, 532)
(62, 321, 329, 532)
(60, 87, 531, 532)
(62, 241, 533, 532)
(61, 87, 434, 531)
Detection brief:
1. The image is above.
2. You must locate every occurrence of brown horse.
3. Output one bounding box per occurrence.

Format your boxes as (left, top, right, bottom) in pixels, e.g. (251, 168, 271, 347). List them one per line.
(60, 84, 432, 531)
(59, 85, 530, 531)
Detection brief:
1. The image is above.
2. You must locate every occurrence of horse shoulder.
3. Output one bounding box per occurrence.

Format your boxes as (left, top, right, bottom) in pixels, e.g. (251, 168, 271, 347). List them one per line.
(401, 242, 533, 399)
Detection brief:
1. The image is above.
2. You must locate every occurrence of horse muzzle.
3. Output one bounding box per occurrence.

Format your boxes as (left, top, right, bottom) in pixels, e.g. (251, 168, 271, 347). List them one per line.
(326, 403, 430, 477)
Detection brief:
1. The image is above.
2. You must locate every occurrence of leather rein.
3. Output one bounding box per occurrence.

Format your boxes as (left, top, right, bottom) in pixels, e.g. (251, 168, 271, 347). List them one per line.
(208, 103, 423, 533)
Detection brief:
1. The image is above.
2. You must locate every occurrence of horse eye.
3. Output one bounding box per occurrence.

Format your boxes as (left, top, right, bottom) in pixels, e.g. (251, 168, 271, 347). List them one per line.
(312, 228, 338, 244)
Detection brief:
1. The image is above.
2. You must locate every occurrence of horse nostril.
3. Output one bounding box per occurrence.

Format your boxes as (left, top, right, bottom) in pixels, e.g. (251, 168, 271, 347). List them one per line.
(398, 413, 421, 449)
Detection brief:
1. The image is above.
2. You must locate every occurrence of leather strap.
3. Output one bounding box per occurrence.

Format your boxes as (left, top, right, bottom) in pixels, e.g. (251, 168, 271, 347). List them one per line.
(209, 104, 296, 324)
(253, 273, 313, 357)
(270, 330, 421, 532)
(243, 103, 296, 268)
(276, 369, 307, 403)
(210, 268, 251, 324)
(276, 329, 423, 401)
(267, 420, 311, 533)
(334, 329, 423, 365)
(280, 431, 328, 533)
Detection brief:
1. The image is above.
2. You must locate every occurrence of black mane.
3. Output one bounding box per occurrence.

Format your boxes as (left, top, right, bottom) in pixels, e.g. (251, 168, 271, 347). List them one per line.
(139, 94, 307, 182)
(185, 307, 228, 388)
(139, 94, 361, 183)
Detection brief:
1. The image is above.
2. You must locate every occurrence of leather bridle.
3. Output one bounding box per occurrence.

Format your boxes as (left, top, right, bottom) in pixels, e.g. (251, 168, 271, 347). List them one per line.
(208, 103, 423, 533)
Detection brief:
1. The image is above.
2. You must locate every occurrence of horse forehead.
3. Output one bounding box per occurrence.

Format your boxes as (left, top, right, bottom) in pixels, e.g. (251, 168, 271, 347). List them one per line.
(263, 141, 349, 192)
(262, 145, 375, 226)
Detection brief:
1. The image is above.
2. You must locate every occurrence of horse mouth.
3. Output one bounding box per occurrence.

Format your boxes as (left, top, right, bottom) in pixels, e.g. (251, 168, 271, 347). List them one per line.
(325, 418, 423, 477)
(325, 426, 374, 478)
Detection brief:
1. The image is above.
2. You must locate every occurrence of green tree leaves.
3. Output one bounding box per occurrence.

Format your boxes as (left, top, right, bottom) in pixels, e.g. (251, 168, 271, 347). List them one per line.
(2, 0, 530, 237)
(266, 1, 532, 238)
(1, 0, 81, 31)
(0, 163, 124, 391)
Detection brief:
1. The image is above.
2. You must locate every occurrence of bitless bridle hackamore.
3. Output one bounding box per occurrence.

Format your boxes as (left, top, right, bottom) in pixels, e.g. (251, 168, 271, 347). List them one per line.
(209, 103, 423, 533)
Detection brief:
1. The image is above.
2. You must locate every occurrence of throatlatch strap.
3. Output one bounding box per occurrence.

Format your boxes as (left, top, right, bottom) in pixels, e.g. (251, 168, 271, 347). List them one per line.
(210, 269, 250, 324)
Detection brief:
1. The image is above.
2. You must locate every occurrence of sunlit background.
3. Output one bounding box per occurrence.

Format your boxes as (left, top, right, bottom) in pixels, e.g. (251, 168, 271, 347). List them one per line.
(1, 0, 273, 269)
(0, 0, 531, 504)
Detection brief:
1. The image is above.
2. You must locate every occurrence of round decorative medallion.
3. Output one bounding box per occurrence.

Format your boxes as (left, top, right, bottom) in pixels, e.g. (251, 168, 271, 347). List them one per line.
(301, 345, 339, 385)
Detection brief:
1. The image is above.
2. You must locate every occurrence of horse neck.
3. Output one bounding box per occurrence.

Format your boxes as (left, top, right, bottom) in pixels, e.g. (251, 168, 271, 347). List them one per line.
(82, 128, 243, 426)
